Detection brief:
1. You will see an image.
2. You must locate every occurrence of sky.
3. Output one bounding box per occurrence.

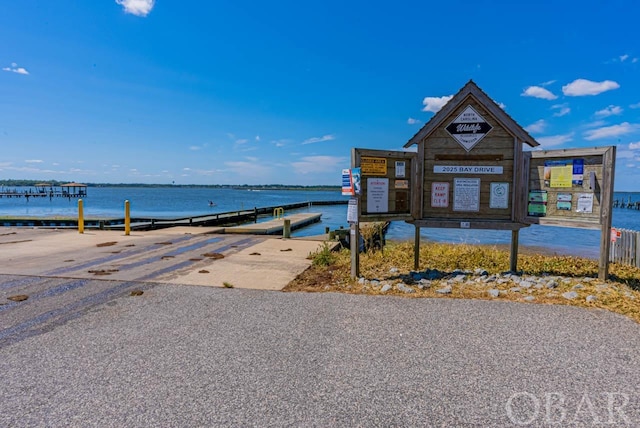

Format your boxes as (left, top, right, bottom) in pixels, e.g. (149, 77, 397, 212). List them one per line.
(1, 0, 640, 189)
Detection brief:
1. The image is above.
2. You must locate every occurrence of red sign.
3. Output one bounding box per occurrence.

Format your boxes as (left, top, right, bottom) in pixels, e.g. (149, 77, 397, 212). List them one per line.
(431, 182, 449, 208)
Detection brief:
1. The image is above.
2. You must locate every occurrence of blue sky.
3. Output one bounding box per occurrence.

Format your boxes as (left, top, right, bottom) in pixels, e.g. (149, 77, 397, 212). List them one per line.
(1, 0, 640, 189)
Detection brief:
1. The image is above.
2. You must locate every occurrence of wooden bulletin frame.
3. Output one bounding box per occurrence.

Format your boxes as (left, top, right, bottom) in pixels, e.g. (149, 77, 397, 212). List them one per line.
(523, 146, 616, 279)
(352, 148, 418, 223)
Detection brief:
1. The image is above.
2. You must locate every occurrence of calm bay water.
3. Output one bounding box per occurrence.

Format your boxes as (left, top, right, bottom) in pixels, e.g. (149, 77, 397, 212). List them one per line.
(2, 187, 640, 259)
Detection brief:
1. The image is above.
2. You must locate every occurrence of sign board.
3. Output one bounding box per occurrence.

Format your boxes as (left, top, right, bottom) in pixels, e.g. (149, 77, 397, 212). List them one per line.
(352, 148, 415, 222)
(366, 178, 389, 213)
(453, 178, 480, 212)
(524, 147, 615, 229)
(431, 182, 449, 208)
(490, 182, 509, 209)
(347, 198, 358, 224)
(341, 169, 353, 195)
(361, 157, 387, 175)
(434, 165, 503, 174)
(445, 105, 493, 152)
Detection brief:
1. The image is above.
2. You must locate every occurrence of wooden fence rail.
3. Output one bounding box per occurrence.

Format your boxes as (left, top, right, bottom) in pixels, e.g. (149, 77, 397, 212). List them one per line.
(610, 228, 640, 268)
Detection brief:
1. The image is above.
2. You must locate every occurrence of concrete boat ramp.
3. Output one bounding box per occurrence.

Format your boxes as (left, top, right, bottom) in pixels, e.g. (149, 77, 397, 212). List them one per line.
(0, 226, 329, 291)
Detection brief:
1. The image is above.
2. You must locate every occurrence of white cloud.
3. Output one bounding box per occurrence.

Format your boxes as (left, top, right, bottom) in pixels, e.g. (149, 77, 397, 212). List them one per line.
(422, 95, 453, 113)
(2, 62, 29, 75)
(497, 101, 506, 110)
(255, 135, 260, 142)
(521, 86, 557, 100)
(630, 102, 640, 109)
(25, 159, 43, 163)
(633, 58, 639, 63)
(616, 150, 635, 159)
(301, 134, 335, 145)
(407, 117, 421, 125)
(537, 133, 574, 148)
(525, 120, 546, 134)
(595, 105, 623, 117)
(271, 139, 289, 147)
(245, 156, 258, 162)
(291, 155, 347, 174)
(584, 122, 638, 140)
(620, 54, 629, 62)
(551, 104, 571, 117)
(189, 146, 201, 151)
(235, 139, 248, 145)
(115, 0, 155, 17)
(629, 142, 640, 150)
(562, 79, 620, 96)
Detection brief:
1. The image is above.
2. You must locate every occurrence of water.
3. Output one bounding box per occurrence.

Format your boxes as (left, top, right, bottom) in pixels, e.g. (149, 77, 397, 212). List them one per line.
(1, 187, 640, 258)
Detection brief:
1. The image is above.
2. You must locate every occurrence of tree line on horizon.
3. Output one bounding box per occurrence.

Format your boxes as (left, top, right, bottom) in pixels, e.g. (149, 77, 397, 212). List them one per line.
(0, 180, 340, 191)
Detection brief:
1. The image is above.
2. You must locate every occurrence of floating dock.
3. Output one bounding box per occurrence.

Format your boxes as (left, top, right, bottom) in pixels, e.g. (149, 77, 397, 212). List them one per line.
(224, 213, 322, 235)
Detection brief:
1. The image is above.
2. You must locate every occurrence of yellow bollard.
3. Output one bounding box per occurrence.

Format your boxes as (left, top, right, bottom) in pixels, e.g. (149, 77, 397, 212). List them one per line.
(78, 199, 84, 234)
(124, 200, 130, 236)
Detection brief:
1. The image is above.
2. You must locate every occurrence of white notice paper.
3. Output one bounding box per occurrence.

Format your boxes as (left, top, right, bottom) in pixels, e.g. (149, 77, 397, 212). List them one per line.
(366, 178, 389, 213)
(489, 182, 509, 209)
(576, 193, 594, 213)
(395, 161, 406, 178)
(453, 178, 480, 212)
(347, 198, 358, 223)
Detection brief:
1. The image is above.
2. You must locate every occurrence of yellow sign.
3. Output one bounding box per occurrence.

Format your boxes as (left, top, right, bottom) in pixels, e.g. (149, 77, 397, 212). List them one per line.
(361, 157, 387, 175)
(550, 164, 573, 188)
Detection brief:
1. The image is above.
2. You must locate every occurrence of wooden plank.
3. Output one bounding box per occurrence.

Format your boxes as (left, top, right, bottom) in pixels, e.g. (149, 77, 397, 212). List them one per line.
(410, 219, 528, 230)
(435, 154, 505, 161)
(530, 146, 611, 159)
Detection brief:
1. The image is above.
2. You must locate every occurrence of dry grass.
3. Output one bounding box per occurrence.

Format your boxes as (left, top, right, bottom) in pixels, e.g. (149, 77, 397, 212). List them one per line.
(285, 241, 640, 323)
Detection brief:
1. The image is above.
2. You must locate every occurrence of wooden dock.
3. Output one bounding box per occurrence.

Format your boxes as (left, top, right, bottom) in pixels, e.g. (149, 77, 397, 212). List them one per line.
(224, 213, 322, 235)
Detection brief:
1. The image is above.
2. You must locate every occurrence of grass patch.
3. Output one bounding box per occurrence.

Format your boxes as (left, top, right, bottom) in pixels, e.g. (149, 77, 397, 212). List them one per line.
(286, 241, 640, 323)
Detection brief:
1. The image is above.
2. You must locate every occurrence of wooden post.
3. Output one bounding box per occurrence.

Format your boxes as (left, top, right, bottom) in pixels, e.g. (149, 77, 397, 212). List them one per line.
(599, 146, 616, 280)
(350, 222, 359, 278)
(283, 219, 291, 238)
(78, 199, 84, 234)
(124, 200, 130, 236)
(414, 225, 420, 270)
(510, 230, 519, 272)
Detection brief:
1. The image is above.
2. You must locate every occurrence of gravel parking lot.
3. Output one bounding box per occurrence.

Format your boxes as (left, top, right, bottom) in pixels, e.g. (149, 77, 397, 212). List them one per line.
(2, 277, 640, 427)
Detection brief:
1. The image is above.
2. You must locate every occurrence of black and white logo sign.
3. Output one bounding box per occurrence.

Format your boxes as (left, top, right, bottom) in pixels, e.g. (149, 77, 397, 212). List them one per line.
(445, 105, 492, 152)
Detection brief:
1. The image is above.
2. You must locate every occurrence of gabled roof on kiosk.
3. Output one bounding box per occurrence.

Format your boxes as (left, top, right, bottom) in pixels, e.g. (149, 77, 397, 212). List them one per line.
(404, 80, 539, 149)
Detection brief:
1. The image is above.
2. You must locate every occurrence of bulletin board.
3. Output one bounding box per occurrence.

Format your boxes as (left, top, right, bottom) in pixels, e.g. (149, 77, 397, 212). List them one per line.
(352, 148, 416, 222)
(523, 146, 616, 230)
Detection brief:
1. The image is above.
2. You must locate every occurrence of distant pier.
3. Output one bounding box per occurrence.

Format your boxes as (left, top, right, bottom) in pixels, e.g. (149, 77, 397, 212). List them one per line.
(613, 197, 640, 210)
(0, 183, 87, 200)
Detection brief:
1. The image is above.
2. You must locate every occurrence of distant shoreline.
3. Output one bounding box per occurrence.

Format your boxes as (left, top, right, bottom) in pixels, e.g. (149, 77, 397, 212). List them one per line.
(0, 180, 341, 191)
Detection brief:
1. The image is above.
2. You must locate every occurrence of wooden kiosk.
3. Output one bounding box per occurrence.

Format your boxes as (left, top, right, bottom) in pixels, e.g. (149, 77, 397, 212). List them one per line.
(351, 80, 615, 280)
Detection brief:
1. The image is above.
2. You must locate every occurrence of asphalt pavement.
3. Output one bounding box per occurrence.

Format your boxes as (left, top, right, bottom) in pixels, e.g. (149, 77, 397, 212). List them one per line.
(2, 279, 640, 426)
(1, 228, 640, 426)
